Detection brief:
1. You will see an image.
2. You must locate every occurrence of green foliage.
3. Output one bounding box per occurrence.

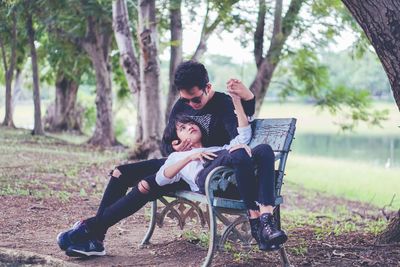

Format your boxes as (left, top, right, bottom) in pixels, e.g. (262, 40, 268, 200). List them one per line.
(277, 48, 389, 130)
(202, 54, 256, 91)
(365, 219, 387, 236)
(114, 118, 127, 141)
(182, 230, 209, 248)
(79, 93, 97, 134)
(111, 51, 130, 102)
(0, 2, 27, 72)
(232, 251, 250, 263)
(287, 238, 308, 256)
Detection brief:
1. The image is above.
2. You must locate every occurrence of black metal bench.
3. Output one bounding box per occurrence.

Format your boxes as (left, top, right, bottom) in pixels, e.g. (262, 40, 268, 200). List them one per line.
(140, 118, 297, 267)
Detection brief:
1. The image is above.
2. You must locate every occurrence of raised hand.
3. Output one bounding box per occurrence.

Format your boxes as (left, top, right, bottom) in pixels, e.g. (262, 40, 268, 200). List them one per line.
(226, 79, 254, 101)
(172, 139, 192, 152)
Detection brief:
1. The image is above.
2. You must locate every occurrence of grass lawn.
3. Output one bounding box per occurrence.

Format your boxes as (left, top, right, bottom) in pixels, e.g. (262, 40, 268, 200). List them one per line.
(259, 100, 400, 136)
(286, 154, 400, 209)
(1, 100, 399, 208)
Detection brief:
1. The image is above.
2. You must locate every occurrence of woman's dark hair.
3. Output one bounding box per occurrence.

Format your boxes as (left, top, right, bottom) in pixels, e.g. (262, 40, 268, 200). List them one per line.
(162, 115, 209, 155)
(174, 61, 209, 91)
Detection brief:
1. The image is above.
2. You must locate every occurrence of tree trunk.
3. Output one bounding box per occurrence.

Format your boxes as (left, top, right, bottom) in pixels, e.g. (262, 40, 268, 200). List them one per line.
(83, 17, 117, 147)
(12, 68, 23, 108)
(377, 211, 400, 244)
(44, 72, 82, 133)
(250, 61, 278, 114)
(132, 0, 163, 159)
(112, 0, 140, 96)
(26, 13, 44, 135)
(165, 0, 182, 123)
(250, 0, 304, 115)
(112, 0, 142, 145)
(0, 11, 17, 128)
(2, 65, 15, 128)
(341, 0, 400, 111)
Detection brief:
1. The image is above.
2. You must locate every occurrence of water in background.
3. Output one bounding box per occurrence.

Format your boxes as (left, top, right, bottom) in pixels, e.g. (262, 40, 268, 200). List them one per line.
(293, 134, 400, 168)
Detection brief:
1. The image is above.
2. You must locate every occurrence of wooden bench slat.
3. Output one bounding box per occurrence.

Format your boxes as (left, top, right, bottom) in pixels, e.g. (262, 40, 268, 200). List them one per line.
(169, 191, 284, 209)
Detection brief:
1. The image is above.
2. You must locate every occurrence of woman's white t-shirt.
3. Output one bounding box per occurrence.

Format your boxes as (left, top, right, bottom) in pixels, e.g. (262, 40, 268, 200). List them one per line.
(155, 125, 252, 192)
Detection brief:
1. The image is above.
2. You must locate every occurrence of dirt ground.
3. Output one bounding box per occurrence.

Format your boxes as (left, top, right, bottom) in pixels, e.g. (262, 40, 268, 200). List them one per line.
(0, 129, 399, 266)
(1, 188, 399, 266)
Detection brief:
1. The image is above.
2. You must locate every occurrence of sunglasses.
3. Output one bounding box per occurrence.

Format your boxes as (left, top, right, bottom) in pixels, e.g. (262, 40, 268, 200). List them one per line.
(180, 91, 206, 104)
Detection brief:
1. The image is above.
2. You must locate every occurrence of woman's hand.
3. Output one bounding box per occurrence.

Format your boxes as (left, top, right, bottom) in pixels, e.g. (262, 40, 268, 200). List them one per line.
(226, 79, 254, 101)
(229, 144, 252, 157)
(172, 139, 192, 152)
(188, 151, 217, 163)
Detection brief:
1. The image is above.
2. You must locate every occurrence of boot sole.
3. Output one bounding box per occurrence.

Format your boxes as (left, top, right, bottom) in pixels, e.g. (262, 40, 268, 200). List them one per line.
(259, 243, 282, 251)
(268, 232, 288, 246)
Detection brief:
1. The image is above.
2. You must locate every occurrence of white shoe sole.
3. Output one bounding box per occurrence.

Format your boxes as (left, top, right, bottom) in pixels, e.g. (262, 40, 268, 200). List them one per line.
(69, 249, 106, 257)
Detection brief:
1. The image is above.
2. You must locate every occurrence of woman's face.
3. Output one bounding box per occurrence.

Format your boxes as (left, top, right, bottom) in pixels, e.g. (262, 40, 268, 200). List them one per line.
(176, 122, 202, 145)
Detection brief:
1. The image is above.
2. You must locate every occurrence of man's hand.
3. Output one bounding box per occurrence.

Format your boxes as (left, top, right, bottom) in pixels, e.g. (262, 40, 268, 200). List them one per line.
(188, 151, 218, 163)
(172, 139, 192, 152)
(226, 79, 254, 101)
(229, 144, 252, 157)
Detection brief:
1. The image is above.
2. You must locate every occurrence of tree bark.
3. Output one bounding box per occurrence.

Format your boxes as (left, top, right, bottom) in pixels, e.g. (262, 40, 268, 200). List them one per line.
(254, 0, 266, 68)
(12, 68, 23, 108)
(250, 0, 304, 115)
(26, 12, 44, 135)
(44, 72, 82, 133)
(377, 211, 400, 244)
(0, 11, 17, 128)
(132, 0, 163, 159)
(165, 0, 182, 123)
(341, 0, 400, 111)
(83, 16, 117, 146)
(112, 0, 140, 96)
(112, 0, 142, 145)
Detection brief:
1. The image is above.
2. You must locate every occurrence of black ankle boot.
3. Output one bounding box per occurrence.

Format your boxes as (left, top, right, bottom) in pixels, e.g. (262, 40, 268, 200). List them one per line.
(249, 218, 260, 243)
(249, 217, 282, 251)
(259, 213, 288, 246)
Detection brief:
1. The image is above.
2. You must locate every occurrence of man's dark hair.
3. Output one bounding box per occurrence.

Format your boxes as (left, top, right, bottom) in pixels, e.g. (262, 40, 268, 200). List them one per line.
(174, 61, 209, 91)
(161, 115, 209, 155)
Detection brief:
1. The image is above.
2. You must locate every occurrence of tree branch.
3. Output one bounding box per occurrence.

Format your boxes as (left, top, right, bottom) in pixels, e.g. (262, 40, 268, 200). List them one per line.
(273, 0, 283, 37)
(47, 24, 83, 49)
(192, 0, 239, 61)
(254, 0, 266, 67)
(265, 0, 303, 62)
(191, 0, 211, 61)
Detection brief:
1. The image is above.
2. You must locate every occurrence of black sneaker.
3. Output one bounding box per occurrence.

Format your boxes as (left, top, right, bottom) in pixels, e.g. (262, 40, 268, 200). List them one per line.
(66, 239, 106, 257)
(56, 220, 90, 251)
(259, 213, 288, 246)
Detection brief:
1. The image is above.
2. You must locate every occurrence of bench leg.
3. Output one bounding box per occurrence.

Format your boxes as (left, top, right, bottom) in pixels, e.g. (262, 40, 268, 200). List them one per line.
(202, 206, 217, 267)
(140, 200, 157, 247)
(279, 245, 292, 267)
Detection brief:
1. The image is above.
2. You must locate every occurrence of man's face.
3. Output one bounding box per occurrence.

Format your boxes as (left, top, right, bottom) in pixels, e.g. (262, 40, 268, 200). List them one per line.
(179, 84, 211, 110)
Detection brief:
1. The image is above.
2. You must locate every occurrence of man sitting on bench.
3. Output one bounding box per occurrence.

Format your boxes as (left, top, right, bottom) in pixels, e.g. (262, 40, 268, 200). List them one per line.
(56, 61, 285, 257)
